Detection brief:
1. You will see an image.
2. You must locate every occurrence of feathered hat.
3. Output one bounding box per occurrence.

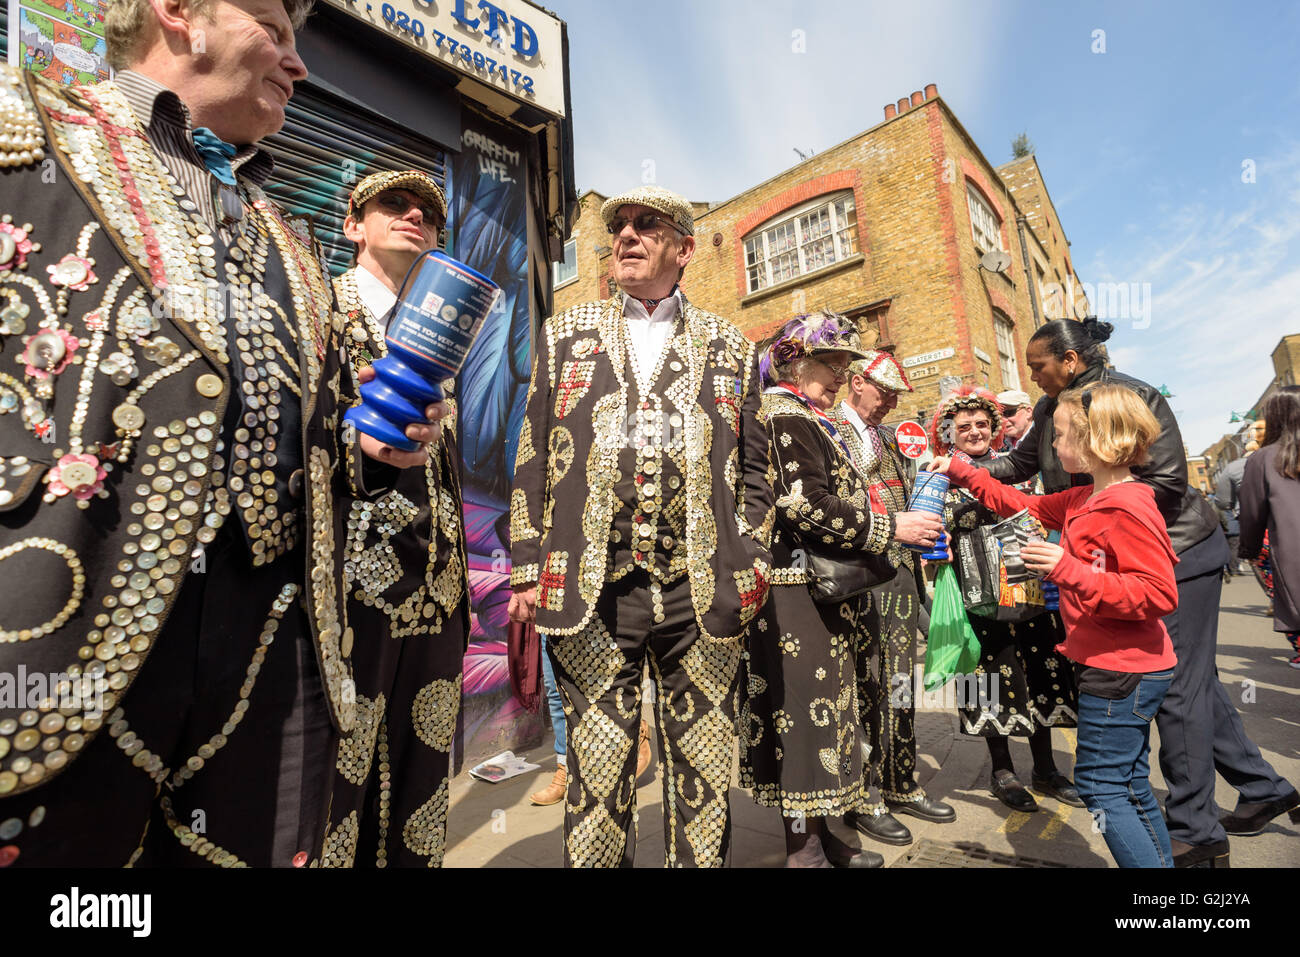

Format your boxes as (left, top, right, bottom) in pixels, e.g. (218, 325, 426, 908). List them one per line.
(927, 384, 1005, 453)
(758, 311, 870, 388)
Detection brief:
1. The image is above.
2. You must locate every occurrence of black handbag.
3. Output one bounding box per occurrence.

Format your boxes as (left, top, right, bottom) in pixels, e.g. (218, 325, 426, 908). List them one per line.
(805, 548, 894, 604)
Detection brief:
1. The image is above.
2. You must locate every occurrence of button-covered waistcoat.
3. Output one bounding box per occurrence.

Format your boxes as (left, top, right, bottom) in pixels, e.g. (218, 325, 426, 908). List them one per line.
(333, 267, 468, 641)
(510, 295, 774, 641)
(828, 402, 915, 574)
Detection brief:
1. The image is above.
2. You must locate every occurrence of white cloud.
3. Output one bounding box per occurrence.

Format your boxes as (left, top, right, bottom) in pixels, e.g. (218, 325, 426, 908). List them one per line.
(1087, 144, 1300, 453)
(567, 0, 1002, 202)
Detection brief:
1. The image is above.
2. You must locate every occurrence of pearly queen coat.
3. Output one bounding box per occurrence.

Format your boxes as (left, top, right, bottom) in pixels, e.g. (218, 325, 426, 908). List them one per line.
(510, 294, 774, 642)
(0, 71, 371, 799)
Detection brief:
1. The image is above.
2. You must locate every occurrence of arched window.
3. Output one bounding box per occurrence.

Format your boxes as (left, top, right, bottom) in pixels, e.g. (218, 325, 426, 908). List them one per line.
(742, 192, 859, 293)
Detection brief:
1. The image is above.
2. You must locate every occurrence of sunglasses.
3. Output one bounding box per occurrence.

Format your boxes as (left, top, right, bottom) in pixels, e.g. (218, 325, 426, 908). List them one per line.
(607, 212, 686, 237)
(373, 191, 444, 225)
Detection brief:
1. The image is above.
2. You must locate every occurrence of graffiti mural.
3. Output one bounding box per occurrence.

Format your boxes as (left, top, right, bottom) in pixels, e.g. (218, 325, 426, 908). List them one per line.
(447, 118, 542, 764)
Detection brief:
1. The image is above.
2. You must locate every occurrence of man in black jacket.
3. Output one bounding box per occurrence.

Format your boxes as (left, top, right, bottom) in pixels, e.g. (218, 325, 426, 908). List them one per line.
(983, 320, 1296, 865)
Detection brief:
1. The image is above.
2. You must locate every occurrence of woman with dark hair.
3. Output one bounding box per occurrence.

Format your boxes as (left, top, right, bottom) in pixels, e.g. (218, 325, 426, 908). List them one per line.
(739, 311, 941, 868)
(982, 317, 1296, 865)
(1239, 387, 1300, 671)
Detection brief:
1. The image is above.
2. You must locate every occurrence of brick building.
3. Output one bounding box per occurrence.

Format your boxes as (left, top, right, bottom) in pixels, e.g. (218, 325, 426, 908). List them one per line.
(1187, 455, 1211, 494)
(1202, 332, 1300, 486)
(553, 84, 1090, 426)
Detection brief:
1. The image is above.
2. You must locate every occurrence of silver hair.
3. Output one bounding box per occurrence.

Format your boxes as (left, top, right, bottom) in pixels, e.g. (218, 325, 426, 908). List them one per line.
(106, 0, 315, 69)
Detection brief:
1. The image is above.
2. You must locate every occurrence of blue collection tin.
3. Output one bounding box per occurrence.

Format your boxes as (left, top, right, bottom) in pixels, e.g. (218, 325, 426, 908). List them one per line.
(906, 470, 951, 561)
(344, 250, 500, 451)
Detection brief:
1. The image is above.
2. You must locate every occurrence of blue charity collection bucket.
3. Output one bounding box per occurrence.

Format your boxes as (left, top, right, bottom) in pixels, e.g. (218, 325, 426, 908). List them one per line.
(906, 469, 951, 561)
(344, 250, 500, 451)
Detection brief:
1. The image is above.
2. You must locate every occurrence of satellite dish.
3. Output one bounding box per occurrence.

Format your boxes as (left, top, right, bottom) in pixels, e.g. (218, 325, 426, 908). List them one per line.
(980, 249, 1012, 274)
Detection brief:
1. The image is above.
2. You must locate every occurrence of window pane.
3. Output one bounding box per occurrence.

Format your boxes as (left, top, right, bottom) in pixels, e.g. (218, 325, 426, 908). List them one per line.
(553, 238, 578, 287)
(772, 250, 798, 283)
(836, 227, 857, 258)
(803, 236, 835, 271)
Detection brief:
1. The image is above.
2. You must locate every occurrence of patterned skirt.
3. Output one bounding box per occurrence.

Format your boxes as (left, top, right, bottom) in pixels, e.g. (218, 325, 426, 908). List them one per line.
(739, 584, 866, 817)
(959, 611, 1078, 737)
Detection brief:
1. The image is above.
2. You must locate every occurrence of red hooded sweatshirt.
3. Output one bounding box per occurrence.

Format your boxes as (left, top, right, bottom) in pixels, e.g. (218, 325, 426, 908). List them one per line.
(948, 457, 1178, 673)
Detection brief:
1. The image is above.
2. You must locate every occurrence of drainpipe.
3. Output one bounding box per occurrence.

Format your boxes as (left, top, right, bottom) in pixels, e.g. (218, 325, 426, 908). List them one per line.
(1016, 214, 1041, 328)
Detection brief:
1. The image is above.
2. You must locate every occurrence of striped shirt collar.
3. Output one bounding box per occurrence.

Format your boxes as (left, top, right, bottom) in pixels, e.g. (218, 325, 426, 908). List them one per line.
(114, 70, 276, 186)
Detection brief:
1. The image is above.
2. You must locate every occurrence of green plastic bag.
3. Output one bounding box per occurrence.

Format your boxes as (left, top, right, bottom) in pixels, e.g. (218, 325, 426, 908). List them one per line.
(923, 563, 982, 692)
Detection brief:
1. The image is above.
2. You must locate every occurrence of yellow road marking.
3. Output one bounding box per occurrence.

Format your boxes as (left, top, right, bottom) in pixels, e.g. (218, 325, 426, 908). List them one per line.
(997, 811, 1033, 834)
(1038, 802, 1073, 840)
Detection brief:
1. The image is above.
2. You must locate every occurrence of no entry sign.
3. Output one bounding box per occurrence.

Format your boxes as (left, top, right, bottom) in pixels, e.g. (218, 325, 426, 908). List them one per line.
(895, 421, 929, 459)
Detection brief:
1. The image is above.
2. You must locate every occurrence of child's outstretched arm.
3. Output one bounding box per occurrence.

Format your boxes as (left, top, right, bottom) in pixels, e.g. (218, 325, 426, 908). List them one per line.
(931, 456, 1086, 532)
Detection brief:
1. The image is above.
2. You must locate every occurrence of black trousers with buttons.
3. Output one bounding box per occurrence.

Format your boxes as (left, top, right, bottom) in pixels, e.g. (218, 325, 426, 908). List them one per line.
(0, 527, 336, 867)
(544, 570, 742, 867)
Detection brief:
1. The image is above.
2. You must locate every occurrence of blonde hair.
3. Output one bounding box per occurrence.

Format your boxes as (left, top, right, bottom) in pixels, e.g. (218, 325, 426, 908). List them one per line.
(106, 0, 315, 69)
(1057, 382, 1161, 469)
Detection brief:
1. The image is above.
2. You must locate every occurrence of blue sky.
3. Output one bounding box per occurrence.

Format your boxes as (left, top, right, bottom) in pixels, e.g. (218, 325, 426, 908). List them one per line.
(552, 0, 1300, 453)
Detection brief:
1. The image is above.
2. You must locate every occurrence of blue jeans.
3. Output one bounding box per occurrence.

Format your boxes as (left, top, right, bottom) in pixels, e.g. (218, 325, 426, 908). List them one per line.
(1074, 669, 1175, 868)
(540, 633, 566, 757)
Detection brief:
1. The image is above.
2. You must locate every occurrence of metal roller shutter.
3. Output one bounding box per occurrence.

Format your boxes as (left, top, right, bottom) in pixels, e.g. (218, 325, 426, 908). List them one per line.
(261, 82, 448, 276)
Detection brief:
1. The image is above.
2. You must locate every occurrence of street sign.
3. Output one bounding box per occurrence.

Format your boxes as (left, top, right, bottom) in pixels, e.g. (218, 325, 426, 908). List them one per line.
(895, 421, 929, 459)
(902, 347, 955, 368)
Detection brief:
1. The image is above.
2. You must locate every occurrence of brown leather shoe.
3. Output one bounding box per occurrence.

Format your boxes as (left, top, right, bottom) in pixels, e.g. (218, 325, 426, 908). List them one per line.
(530, 766, 567, 806)
(636, 720, 653, 778)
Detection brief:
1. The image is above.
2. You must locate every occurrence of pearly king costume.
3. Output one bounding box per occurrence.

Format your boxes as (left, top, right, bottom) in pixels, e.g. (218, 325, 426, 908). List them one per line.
(318, 174, 470, 867)
(510, 188, 774, 867)
(0, 70, 378, 866)
(828, 351, 931, 810)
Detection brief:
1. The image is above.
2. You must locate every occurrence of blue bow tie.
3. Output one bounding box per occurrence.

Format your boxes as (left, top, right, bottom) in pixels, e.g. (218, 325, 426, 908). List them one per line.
(192, 126, 238, 186)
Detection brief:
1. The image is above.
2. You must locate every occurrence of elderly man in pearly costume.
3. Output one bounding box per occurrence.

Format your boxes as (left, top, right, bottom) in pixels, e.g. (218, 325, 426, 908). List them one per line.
(0, 0, 445, 866)
(508, 185, 774, 867)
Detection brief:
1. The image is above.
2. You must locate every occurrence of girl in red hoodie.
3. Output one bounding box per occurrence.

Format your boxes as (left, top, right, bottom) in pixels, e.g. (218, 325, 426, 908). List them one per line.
(928, 382, 1179, 867)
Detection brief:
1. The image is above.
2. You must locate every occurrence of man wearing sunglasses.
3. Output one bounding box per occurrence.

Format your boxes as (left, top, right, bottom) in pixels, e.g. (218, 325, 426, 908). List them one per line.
(322, 169, 471, 866)
(997, 390, 1035, 451)
(830, 353, 957, 848)
(509, 185, 774, 866)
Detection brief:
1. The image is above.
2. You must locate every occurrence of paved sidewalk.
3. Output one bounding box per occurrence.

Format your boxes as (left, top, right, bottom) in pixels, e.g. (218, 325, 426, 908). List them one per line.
(443, 575, 1299, 867)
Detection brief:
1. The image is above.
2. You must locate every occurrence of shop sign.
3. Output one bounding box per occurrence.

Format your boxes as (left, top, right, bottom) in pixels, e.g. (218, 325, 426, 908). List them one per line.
(325, 0, 566, 117)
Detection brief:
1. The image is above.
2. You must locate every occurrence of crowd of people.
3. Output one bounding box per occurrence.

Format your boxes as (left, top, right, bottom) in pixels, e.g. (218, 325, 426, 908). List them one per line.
(0, 0, 1296, 871)
(507, 176, 1300, 868)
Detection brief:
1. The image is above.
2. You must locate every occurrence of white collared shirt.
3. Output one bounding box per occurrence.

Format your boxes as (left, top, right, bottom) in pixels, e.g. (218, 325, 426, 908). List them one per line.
(838, 400, 871, 445)
(355, 263, 398, 329)
(621, 289, 682, 391)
